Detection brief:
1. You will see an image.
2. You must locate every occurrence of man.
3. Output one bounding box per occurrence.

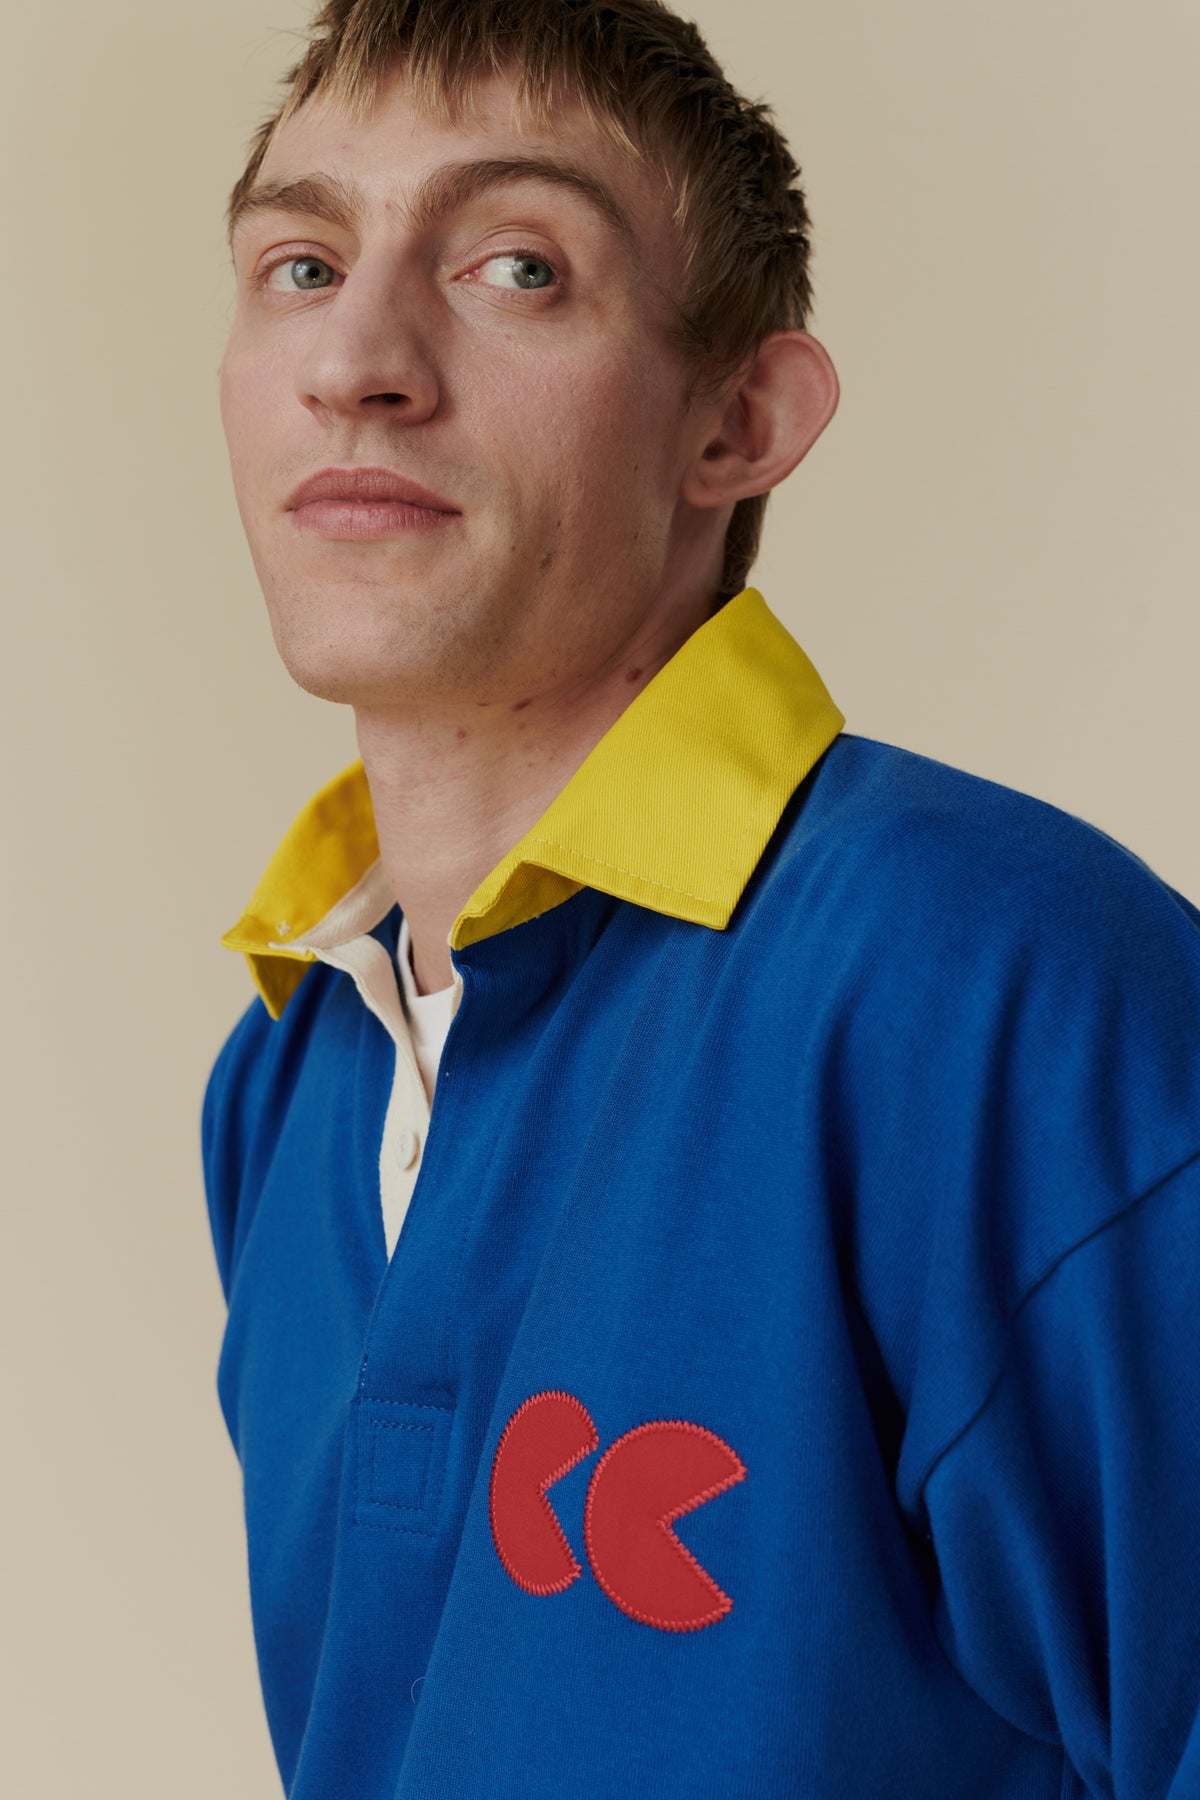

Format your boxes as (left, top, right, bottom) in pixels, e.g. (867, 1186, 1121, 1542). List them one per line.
(204, 1, 1200, 1795)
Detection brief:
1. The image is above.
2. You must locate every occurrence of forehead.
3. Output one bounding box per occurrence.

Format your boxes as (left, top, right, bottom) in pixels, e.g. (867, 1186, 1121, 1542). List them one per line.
(253, 61, 673, 246)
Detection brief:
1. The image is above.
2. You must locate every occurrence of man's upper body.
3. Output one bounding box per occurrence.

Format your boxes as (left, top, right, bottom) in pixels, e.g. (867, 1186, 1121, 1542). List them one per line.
(207, 3, 1200, 1794)
(207, 585, 1200, 1798)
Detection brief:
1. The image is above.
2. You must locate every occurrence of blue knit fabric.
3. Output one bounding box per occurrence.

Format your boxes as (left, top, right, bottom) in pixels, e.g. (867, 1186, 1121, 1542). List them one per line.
(203, 732, 1200, 1799)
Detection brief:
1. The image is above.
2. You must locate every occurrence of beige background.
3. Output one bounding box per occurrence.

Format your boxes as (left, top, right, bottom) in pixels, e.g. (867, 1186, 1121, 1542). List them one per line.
(2, 1, 1196, 1793)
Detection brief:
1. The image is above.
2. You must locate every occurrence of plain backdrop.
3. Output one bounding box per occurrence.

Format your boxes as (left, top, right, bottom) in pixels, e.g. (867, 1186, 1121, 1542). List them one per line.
(2, 2, 1196, 1793)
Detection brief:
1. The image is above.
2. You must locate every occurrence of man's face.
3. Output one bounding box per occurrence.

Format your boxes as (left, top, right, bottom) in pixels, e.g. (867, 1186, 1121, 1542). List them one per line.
(220, 62, 717, 710)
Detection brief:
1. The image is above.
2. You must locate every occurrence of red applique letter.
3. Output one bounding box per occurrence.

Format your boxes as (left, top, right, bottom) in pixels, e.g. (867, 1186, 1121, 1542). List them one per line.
(489, 1390, 599, 1595)
(584, 1419, 746, 1632)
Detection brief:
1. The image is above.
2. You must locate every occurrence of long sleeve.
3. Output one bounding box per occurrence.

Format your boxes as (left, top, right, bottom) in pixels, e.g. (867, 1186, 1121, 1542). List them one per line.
(921, 1146, 1200, 1798)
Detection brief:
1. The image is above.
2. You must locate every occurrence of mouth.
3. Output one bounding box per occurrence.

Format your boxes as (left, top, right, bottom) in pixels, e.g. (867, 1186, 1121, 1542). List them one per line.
(289, 499, 462, 540)
(285, 465, 462, 539)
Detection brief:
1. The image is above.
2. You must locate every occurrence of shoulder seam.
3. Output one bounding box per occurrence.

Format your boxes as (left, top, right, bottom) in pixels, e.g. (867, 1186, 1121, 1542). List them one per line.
(914, 1142, 1200, 1514)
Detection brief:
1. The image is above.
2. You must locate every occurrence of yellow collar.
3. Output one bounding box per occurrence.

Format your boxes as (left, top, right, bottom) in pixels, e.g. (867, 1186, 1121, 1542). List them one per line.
(221, 587, 844, 1019)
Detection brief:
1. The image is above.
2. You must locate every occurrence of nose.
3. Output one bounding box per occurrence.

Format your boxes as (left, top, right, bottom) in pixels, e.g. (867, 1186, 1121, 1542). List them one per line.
(295, 254, 441, 426)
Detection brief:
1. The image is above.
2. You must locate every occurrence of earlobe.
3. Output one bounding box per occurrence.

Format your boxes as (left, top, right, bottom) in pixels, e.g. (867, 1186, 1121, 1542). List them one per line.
(681, 330, 840, 511)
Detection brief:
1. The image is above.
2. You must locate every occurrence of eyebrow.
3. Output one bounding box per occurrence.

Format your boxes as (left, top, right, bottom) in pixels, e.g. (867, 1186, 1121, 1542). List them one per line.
(228, 155, 637, 257)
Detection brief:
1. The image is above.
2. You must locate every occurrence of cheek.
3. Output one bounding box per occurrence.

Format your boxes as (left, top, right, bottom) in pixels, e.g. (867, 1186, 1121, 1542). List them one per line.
(483, 323, 674, 453)
(219, 339, 279, 475)
(536, 357, 679, 500)
(218, 358, 256, 478)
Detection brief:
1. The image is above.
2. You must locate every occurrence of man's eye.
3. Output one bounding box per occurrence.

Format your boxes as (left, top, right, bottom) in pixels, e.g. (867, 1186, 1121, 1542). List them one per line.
(476, 252, 557, 291)
(261, 256, 338, 292)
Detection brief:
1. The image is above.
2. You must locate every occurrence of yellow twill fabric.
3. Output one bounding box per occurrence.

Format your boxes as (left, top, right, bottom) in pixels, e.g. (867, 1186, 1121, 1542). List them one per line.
(220, 760, 381, 1019)
(221, 587, 845, 1018)
(449, 588, 843, 947)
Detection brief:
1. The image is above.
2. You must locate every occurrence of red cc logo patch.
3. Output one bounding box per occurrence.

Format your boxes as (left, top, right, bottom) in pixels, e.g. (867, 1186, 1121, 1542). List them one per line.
(488, 1390, 746, 1632)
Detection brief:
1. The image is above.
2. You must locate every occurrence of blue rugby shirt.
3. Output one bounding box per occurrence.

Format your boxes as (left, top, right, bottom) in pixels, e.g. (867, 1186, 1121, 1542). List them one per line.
(203, 586, 1200, 1798)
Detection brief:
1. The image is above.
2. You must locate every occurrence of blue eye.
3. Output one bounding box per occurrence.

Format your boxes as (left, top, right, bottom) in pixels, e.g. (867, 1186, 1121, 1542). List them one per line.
(478, 253, 557, 291)
(265, 256, 337, 292)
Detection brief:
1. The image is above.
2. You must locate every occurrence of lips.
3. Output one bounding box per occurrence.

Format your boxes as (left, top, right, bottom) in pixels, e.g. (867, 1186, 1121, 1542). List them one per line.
(286, 466, 459, 512)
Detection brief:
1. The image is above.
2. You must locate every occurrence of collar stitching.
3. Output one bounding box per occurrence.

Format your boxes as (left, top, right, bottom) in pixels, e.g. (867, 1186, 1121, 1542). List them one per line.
(521, 827, 754, 905)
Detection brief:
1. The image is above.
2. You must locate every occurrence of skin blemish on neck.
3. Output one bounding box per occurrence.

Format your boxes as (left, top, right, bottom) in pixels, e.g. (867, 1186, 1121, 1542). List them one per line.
(626, 666, 643, 683)
(456, 727, 469, 741)
(512, 697, 532, 711)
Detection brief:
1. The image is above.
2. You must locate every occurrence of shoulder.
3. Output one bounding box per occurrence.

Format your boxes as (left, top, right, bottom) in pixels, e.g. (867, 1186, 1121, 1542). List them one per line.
(780, 730, 1200, 962)
(758, 731, 1200, 1195)
(202, 991, 275, 1155)
(203, 953, 347, 1146)
(201, 960, 343, 1295)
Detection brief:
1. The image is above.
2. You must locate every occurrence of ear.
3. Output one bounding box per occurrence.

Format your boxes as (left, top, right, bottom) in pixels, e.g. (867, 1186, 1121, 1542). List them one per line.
(680, 330, 840, 511)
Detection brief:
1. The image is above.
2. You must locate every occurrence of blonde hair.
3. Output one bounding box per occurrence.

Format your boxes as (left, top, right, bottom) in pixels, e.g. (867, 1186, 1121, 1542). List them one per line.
(227, 0, 816, 597)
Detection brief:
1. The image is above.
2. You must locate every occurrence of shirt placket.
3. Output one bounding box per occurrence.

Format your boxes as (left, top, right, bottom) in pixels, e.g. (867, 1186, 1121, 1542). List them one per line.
(308, 933, 430, 1259)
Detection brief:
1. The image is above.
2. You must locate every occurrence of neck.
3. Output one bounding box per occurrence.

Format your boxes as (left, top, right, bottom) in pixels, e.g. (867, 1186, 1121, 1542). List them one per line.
(355, 587, 720, 994)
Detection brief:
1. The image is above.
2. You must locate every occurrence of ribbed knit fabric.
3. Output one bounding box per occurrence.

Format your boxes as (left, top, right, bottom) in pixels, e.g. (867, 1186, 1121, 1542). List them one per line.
(203, 731, 1200, 1799)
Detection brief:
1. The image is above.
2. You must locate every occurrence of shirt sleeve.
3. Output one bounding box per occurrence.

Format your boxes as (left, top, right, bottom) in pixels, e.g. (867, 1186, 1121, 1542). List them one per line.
(919, 1145, 1200, 1799)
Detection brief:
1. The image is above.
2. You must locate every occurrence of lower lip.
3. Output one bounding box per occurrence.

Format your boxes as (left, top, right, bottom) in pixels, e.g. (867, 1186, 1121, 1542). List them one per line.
(289, 500, 461, 538)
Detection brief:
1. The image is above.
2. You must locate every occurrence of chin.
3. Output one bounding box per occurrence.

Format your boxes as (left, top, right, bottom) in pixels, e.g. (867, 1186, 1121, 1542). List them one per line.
(262, 582, 427, 704)
(275, 644, 417, 708)
(266, 615, 399, 705)
(282, 664, 362, 706)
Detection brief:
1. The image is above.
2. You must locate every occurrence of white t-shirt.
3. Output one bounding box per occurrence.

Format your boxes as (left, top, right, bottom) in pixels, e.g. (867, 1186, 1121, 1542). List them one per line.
(396, 913, 461, 1107)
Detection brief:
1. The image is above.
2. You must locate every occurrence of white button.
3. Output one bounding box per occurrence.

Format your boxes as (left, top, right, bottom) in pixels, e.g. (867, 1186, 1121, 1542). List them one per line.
(396, 1126, 420, 1170)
